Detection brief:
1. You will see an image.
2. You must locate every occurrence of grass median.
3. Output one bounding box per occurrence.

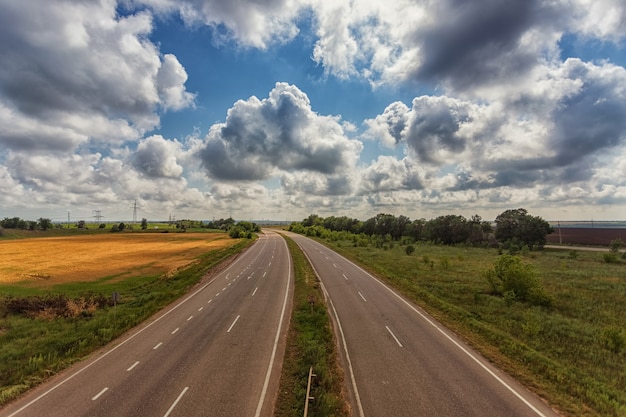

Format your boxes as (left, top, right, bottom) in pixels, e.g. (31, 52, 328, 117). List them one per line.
(274, 236, 349, 417)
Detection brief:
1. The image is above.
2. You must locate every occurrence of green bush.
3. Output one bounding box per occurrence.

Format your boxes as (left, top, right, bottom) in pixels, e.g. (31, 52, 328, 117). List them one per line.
(405, 245, 415, 255)
(484, 255, 552, 307)
(610, 238, 623, 254)
(603, 327, 625, 354)
(603, 253, 619, 264)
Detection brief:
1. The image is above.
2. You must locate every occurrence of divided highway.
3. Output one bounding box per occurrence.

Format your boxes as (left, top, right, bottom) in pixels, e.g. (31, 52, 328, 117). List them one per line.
(1, 231, 292, 417)
(285, 232, 561, 417)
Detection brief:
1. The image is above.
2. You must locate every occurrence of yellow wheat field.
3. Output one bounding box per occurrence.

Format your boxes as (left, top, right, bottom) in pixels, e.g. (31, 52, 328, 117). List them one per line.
(0, 233, 236, 285)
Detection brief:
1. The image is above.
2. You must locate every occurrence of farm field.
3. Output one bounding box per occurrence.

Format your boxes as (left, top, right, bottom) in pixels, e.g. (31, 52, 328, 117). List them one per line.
(546, 227, 626, 246)
(0, 233, 233, 286)
(0, 232, 251, 406)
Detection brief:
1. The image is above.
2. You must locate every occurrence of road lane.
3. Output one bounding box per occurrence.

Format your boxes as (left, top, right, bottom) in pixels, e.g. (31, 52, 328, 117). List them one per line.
(285, 232, 560, 417)
(1, 231, 292, 417)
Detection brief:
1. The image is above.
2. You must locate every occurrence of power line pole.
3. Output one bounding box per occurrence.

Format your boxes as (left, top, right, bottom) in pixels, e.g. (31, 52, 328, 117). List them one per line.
(93, 210, 103, 223)
(131, 200, 137, 224)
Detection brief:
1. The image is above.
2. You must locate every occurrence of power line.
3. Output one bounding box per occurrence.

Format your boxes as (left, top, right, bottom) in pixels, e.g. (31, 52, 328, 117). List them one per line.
(131, 200, 137, 223)
(93, 210, 104, 223)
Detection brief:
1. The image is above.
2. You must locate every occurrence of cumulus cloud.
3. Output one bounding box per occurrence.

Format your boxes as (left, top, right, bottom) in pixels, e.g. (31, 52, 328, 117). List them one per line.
(0, 0, 194, 153)
(281, 171, 354, 196)
(364, 56, 626, 202)
(198, 82, 362, 180)
(137, 0, 303, 48)
(366, 96, 493, 165)
(134, 135, 184, 178)
(358, 156, 423, 194)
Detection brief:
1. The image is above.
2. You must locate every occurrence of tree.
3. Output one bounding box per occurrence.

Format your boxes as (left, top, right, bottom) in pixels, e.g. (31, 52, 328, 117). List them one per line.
(38, 218, 52, 231)
(141, 218, 148, 230)
(77, 220, 86, 229)
(494, 208, 552, 249)
(484, 255, 552, 306)
(118, 222, 126, 231)
(424, 215, 469, 245)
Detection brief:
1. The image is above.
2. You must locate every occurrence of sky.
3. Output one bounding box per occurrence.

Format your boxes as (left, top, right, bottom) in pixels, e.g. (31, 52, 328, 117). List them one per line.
(1, 0, 625, 223)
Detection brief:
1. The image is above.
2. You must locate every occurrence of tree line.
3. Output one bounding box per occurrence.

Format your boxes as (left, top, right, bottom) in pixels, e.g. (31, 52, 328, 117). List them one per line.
(289, 208, 552, 250)
(1, 217, 53, 231)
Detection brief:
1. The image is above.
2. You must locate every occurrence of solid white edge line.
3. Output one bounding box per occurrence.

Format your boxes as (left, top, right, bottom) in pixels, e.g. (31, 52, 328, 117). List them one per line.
(4, 233, 268, 417)
(290, 237, 365, 417)
(227, 315, 241, 333)
(322, 240, 550, 417)
(163, 386, 189, 417)
(385, 326, 403, 348)
(91, 387, 108, 401)
(254, 234, 292, 417)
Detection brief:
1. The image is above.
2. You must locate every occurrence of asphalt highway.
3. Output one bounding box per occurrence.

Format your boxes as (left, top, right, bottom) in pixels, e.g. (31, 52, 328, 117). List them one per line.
(285, 232, 561, 417)
(1, 231, 292, 417)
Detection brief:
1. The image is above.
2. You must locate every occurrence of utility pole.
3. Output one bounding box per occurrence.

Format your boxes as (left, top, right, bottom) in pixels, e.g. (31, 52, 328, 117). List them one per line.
(93, 210, 103, 223)
(67, 211, 70, 229)
(131, 200, 137, 224)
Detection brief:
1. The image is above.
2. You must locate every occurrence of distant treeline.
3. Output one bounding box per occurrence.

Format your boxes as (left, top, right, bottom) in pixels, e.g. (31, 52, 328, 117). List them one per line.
(289, 208, 552, 249)
(1, 217, 52, 231)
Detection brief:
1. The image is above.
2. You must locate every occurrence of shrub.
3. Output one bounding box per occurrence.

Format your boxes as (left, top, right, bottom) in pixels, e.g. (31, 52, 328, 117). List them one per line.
(603, 327, 625, 354)
(603, 253, 618, 264)
(484, 255, 552, 307)
(405, 245, 415, 255)
(609, 238, 623, 254)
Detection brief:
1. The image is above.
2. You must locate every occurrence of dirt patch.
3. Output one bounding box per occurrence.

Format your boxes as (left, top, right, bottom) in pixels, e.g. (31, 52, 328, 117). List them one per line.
(546, 228, 626, 246)
(0, 233, 234, 285)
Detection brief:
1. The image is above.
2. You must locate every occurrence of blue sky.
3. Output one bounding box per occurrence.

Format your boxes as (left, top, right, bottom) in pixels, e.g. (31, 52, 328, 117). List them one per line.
(1, 0, 625, 223)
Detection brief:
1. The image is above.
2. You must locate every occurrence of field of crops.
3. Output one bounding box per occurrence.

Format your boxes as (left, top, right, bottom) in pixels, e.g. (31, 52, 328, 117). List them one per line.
(0, 233, 233, 285)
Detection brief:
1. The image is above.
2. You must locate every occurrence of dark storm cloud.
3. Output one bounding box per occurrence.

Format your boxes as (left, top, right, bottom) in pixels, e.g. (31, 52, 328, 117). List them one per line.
(199, 82, 361, 181)
(413, 0, 555, 90)
(550, 60, 626, 166)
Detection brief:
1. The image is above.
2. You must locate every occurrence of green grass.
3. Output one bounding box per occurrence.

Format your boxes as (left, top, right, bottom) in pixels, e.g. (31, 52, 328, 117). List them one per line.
(0, 237, 254, 406)
(319, 239, 626, 417)
(274, 236, 349, 417)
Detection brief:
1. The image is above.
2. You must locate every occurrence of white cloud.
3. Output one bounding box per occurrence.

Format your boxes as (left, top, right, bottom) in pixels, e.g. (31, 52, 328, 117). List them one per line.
(358, 156, 423, 194)
(198, 82, 362, 180)
(137, 0, 304, 48)
(0, 0, 193, 152)
(134, 135, 184, 178)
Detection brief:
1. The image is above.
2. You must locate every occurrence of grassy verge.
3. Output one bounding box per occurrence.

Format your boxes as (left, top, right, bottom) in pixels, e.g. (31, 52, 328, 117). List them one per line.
(0, 237, 254, 406)
(274, 236, 349, 417)
(315, 238, 626, 417)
